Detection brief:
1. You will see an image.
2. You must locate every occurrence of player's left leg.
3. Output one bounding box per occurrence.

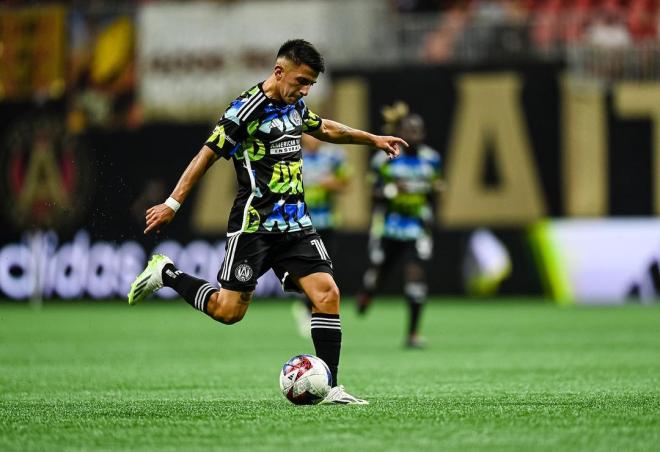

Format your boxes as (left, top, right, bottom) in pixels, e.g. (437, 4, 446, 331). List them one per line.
(291, 229, 334, 338)
(296, 271, 367, 405)
(297, 271, 341, 383)
(302, 229, 334, 313)
(274, 231, 367, 404)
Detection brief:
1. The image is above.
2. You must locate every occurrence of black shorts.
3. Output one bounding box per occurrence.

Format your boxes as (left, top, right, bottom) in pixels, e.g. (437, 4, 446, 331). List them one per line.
(317, 229, 336, 258)
(218, 230, 333, 292)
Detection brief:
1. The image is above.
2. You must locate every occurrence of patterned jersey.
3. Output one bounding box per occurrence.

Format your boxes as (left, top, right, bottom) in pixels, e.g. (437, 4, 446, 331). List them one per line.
(204, 83, 322, 234)
(370, 145, 442, 241)
(302, 145, 348, 230)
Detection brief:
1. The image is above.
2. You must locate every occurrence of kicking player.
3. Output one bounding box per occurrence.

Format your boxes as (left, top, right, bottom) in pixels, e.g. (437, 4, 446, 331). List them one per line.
(291, 134, 349, 338)
(127, 39, 407, 405)
(356, 102, 442, 349)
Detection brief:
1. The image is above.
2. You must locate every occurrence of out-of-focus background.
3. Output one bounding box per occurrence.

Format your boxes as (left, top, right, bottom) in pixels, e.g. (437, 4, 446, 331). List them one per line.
(2, 0, 660, 305)
(3, 3, 660, 450)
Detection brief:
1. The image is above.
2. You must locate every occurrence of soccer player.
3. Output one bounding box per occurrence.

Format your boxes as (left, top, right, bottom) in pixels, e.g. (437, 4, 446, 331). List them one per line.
(291, 134, 349, 338)
(356, 102, 442, 349)
(127, 39, 407, 405)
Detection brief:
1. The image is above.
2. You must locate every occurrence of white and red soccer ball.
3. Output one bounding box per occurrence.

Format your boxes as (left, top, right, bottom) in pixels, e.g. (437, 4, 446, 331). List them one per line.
(280, 354, 332, 405)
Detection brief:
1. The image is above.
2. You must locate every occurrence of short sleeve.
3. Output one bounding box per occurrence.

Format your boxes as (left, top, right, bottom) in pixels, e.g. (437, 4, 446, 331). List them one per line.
(205, 88, 264, 158)
(299, 101, 322, 132)
(205, 115, 245, 159)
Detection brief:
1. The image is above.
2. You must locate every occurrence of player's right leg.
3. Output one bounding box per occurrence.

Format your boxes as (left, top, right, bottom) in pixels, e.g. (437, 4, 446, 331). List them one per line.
(127, 253, 254, 324)
(127, 254, 172, 305)
(128, 233, 266, 324)
(205, 289, 253, 324)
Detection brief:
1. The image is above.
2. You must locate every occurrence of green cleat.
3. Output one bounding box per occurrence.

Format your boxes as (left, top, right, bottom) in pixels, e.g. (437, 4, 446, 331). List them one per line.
(127, 254, 173, 305)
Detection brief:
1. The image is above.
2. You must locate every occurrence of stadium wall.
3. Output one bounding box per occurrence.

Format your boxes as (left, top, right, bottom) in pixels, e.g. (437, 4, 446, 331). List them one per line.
(2, 63, 660, 301)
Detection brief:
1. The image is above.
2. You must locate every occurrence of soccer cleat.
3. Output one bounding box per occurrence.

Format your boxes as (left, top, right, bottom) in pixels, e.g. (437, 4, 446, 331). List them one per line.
(405, 335, 426, 349)
(356, 292, 373, 316)
(319, 385, 369, 405)
(127, 254, 173, 305)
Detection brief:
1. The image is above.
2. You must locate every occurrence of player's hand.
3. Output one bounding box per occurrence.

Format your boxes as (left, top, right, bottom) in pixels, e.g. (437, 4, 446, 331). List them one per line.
(144, 203, 176, 235)
(374, 136, 408, 160)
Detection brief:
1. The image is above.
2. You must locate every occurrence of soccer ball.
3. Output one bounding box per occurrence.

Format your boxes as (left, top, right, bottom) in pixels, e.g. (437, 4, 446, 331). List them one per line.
(279, 354, 332, 405)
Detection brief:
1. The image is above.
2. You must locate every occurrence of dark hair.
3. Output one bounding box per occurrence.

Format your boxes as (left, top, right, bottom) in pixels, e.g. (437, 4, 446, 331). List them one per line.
(277, 39, 325, 74)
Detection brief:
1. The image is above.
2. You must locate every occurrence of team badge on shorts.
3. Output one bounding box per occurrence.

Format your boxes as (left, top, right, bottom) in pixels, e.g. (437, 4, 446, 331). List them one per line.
(234, 263, 253, 282)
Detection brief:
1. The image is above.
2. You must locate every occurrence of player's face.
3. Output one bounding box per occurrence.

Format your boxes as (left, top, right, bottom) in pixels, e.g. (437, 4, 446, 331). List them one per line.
(276, 61, 318, 104)
(399, 115, 425, 145)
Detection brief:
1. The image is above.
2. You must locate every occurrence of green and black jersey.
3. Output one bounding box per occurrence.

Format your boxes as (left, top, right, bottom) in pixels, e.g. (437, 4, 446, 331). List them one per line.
(370, 145, 442, 241)
(205, 83, 322, 234)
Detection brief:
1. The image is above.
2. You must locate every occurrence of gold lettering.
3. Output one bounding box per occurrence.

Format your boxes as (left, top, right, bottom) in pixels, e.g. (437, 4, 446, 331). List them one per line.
(614, 82, 660, 214)
(441, 73, 547, 226)
(333, 78, 370, 230)
(562, 76, 608, 216)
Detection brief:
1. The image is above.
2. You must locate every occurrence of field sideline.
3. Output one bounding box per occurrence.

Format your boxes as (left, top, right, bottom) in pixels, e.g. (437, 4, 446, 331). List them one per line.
(1, 298, 659, 451)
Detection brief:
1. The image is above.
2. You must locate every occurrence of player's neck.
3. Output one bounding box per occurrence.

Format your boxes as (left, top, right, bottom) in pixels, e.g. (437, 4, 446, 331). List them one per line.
(262, 75, 284, 103)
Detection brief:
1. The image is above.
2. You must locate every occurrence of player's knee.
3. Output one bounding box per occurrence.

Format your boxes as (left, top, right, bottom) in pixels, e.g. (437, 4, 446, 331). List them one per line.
(363, 267, 379, 290)
(313, 284, 340, 312)
(217, 312, 245, 325)
(405, 263, 425, 281)
(404, 281, 427, 304)
(211, 306, 245, 325)
(208, 292, 247, 325)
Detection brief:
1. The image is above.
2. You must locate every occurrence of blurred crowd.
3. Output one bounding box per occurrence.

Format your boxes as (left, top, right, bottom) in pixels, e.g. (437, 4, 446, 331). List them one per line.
(393, 0, 660, 62)
(2, 0, 659, 132)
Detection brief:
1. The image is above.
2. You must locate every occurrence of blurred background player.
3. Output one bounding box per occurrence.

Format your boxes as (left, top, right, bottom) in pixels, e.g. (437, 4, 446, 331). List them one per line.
(356, 102, 443, 349)
(292, 134, 349, 337)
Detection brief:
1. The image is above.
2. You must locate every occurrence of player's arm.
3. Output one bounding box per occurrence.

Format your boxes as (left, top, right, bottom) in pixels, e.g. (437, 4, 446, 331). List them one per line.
(308, 119, 408, 159)
(144, 145, 218, 234)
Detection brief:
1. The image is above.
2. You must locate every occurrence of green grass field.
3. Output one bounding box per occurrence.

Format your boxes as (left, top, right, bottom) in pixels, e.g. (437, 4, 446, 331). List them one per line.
(1, 298, 659, 451)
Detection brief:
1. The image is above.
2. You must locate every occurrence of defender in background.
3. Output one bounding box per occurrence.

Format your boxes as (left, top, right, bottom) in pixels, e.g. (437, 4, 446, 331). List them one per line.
(357, 102, 443, 349)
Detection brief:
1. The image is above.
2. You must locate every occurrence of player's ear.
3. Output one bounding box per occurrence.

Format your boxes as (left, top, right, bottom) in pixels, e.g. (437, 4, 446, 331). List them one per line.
(274, 64, 284, 81)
